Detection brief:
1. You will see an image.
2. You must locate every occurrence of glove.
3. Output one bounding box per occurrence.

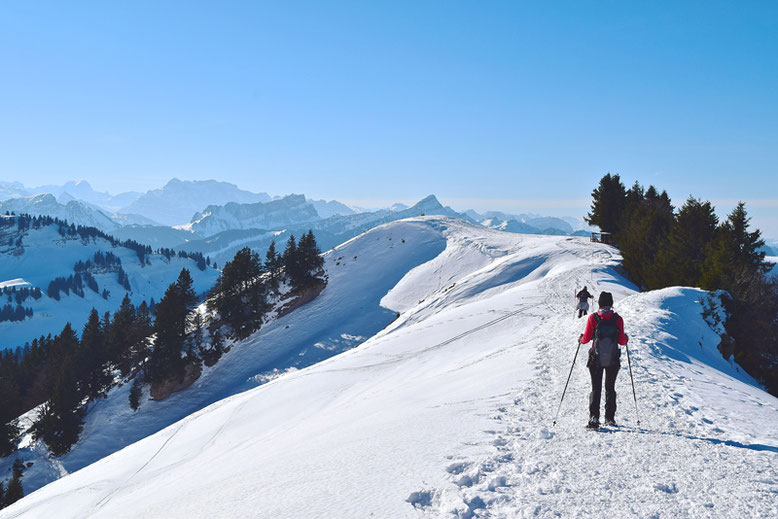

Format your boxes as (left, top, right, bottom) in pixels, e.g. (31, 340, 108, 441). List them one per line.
(578, 333, 583, 344)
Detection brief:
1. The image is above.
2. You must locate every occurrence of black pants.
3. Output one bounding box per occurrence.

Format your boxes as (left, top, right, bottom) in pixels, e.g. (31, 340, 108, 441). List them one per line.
(589, 365, 619, 421)
(578, 308, 588, 318)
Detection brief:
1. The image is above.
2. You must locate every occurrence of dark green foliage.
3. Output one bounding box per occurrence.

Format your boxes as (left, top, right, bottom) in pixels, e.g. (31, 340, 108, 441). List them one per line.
(208, 231, 324, 341)
(77, 309, 112, 399)
(648, 198, 718, 288)
(616, 185, 674, 288)
(701, 203, 773, 293)
(586, 173, 627, 234)
(265, 241, 282, 294)
(148, 269, 198, 383)
(282, 231, 324, 290)
(0, 378, 21, 457)
(282, 235, 300, 284)
(33, 328, 85, 456)
(1, 458, 24, 508)
(128, 375, 142, 412)
(188, 312, 204, 357)
(296, 230, 325, 288)
(208, 248, 269, 340)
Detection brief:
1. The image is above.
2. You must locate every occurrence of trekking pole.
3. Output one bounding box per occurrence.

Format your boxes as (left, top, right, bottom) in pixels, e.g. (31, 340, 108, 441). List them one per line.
(625, 342, 641, 426)
(553, 339, 582, 426)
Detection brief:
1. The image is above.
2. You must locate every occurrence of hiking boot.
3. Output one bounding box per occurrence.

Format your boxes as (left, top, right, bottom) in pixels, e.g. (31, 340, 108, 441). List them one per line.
(586, 417, 599, 429)
(603, 418, 617, 427)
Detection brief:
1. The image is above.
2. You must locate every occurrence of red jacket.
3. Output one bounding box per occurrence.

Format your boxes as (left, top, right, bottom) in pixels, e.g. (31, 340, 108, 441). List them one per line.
(579, 309, 628, 345)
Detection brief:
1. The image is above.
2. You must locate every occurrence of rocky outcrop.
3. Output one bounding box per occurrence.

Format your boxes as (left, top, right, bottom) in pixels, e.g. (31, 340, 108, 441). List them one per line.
(150, 360, 203, 401)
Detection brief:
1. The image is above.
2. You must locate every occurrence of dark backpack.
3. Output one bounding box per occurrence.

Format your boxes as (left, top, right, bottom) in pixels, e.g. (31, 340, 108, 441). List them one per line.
(588, 313, 621, 368)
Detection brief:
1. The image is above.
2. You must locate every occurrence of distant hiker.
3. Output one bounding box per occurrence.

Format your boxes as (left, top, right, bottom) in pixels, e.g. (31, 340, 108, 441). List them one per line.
(578, 291, 628, 429)
(575, 286, 593, 318)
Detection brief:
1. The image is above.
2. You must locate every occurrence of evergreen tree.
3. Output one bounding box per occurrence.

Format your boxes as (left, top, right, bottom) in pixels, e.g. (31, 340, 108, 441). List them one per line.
(188, 312, 204, 360)
(585, 173, 627, 234)
(131, 301, 153, 368)
(649, 197, 718, 288)
(208, 248, 268, 339)
(148, 269, 198, 382)
(282, 235, 301, 285)
(3, 458, 24, 507)
(727, 202, 773, 277)
(78, 309, 111, 398)
(296, 230, 324, 287)
(34, 350, 84, 456)
(265, 240, 282, 293)
(128, 375, 143, 412)
(108, 294, 138, 374)
(617, 183, 674, 288)
(0, 378, 20, 457)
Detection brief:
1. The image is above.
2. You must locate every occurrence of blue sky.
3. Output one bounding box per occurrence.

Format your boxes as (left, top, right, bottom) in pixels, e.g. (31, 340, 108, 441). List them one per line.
(1, 1, 777, 235)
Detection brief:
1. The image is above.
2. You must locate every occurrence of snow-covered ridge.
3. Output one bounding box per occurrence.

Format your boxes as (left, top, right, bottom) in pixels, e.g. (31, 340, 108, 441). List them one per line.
(3, 216, 777, 518)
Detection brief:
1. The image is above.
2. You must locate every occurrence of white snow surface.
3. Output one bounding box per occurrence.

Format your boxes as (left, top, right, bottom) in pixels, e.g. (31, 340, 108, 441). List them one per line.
(3, 217, 777, 518)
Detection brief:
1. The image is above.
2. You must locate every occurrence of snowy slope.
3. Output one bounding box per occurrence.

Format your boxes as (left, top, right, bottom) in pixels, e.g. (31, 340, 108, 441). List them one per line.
(3, 217, 777, 519)
(0, 222, 217, 349)
(0, 218, 449, 497)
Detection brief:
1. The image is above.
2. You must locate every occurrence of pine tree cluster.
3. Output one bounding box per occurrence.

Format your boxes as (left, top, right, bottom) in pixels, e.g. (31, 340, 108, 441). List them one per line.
(1, 286, 42, 305)
(0, 294, 154, 458)
(0, 458, 25, 510)
(0, 304, 33, 323)
(208, 231, 325, 340)
(587, 174, 778, 394)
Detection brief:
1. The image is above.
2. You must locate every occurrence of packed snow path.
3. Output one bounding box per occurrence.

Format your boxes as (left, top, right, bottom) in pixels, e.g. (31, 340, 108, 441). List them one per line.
(3, 217, 777, 518)
(415, 286, 778, 518)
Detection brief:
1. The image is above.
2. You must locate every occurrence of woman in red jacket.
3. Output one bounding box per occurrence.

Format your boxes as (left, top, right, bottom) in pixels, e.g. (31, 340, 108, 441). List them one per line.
(578, 291, 628, 429)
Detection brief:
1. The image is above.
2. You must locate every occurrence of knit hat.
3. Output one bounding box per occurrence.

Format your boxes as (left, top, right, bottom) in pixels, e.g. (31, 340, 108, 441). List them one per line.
(598, 291, 613, 308)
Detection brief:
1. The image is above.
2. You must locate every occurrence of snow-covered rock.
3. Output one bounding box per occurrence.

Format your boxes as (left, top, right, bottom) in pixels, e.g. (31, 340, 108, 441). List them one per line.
(184, 194, 321, 236)
(309, 198, 355, 218)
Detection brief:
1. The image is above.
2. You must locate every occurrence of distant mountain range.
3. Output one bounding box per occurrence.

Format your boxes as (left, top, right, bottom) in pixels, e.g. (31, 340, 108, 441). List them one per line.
(120, 178, 272, 226)
(0, 178, 593, 265)
(176, 194, 468, 265)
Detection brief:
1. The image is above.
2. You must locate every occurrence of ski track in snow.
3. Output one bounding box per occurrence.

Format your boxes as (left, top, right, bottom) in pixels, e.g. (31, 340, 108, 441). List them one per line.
(3, 218, 777, 519)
